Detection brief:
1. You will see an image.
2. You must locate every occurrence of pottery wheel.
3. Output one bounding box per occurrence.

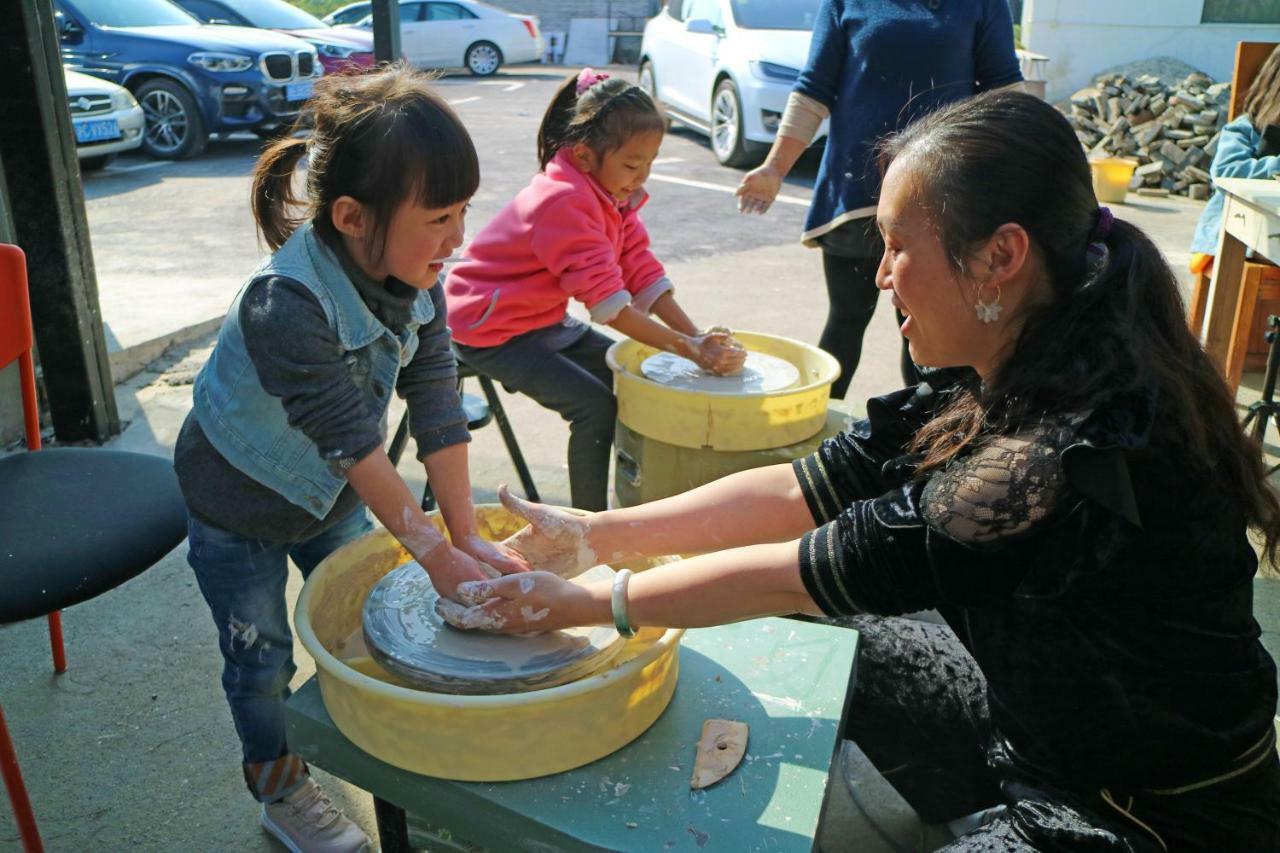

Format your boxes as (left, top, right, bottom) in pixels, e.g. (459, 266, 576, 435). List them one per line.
(640, 350, 800, 393)
(362, 562, 624, 695)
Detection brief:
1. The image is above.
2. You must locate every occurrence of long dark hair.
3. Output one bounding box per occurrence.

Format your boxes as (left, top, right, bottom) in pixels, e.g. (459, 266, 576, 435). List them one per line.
(536, 71, 666, 169)
(878, 89, 1280, 562)
(251, 63, 479, 261)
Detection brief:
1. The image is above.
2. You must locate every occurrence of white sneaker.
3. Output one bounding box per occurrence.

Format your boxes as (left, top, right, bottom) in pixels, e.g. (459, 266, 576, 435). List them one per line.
(260, 777, 372, 853)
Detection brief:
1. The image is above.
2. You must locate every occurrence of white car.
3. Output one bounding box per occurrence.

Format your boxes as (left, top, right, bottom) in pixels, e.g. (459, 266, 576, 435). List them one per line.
(639, 0, 827, 167)
(64, 67, 145, 171)
(328, 0, 542, 76)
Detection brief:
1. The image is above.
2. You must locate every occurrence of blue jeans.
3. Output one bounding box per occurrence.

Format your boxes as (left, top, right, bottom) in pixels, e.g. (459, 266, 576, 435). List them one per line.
(187, 507, 373, 798)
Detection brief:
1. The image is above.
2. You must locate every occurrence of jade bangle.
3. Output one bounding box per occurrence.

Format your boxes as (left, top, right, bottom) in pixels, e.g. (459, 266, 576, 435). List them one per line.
(611, 568, 637, 638)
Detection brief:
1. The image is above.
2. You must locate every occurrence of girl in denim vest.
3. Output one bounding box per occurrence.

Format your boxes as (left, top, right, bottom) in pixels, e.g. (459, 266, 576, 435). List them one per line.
(444, 68, 745, 512)
(173, 65, 528, 853)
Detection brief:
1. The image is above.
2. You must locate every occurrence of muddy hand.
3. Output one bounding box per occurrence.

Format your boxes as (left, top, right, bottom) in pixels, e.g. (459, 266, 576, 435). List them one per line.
(421, 543, 493, 602)
(693, 332, 747, 376)
(438, 571, 592, 634)
(454, 532, 530, 575)
(498, 485, 597, 577)
(736, 164, 781, 215)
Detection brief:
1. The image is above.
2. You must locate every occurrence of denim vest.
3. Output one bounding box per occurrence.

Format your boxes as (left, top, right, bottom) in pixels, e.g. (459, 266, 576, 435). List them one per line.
(193, 222, 434, 519)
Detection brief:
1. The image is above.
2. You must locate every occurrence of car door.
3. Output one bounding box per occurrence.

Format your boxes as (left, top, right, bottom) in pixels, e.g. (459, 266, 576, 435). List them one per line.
(662, 0, 722, 122)
(397, 2, 431, 66)
(423, 2, 478, 68)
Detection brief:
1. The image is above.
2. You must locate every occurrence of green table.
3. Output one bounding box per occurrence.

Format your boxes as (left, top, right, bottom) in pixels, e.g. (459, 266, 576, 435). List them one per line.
(285, 618, 857, 852)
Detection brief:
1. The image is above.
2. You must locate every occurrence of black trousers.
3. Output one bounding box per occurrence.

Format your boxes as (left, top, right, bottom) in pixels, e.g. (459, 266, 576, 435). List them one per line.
(843, 615, 1280, 851)
(819, 252, 917, 398)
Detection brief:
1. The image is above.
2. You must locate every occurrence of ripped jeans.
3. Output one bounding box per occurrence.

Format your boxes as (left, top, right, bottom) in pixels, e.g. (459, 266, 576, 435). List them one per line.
(186, 508, 374, 801)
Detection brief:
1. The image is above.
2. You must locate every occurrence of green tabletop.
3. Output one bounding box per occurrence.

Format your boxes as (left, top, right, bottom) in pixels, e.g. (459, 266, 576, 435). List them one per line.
(285, 617, 857, 852)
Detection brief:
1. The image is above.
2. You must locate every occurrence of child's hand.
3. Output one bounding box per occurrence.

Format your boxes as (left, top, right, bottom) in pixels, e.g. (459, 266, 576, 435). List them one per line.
(736, 164, 783, 215)
(453, 532, 531, 575)
(420, 543, 496, 601)
(437, 571, 599, 634)
(497, 485, 598, 577)
(691, 331, 747, 376)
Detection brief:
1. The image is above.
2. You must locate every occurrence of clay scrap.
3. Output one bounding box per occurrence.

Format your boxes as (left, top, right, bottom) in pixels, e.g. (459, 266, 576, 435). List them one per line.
(690, 719, 748, 790)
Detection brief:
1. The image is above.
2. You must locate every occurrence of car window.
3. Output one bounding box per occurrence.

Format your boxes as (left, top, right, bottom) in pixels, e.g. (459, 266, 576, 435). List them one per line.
(332, 4, 370, 24)
(682, 0, 722, 27)
(664, 0, 684, 22)
(219, 0, 326, 28)
(68, 0, 200, 27)
(729, 0, 820, 30)
(426, 2, 476, 21)
(402, 2, 427, 23)
(178, 0, 242, 24)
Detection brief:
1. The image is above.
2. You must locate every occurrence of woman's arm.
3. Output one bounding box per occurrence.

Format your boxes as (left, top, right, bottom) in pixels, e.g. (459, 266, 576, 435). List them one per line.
(446, 540, 823, 634)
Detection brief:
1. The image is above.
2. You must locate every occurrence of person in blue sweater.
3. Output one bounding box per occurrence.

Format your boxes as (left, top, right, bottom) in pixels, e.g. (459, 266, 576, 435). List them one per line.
(736, 0, 1022, 397)
(1189, 45, 1280, 273)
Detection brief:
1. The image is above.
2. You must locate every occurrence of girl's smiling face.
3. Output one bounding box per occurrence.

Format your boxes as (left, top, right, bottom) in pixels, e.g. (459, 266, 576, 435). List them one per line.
(573, 130, 663, 203)
(335, 196, 470, 290)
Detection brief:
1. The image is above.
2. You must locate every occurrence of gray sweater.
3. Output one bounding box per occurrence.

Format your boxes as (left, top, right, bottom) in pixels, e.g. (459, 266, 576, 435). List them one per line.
(174, 241, 468, 543)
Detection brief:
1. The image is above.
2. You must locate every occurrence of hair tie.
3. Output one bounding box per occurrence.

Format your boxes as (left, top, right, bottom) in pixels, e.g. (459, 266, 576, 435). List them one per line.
(1090, 206, 1114, 244)
(576, 68, 610, 95)
(1082, 205, 1113, 289)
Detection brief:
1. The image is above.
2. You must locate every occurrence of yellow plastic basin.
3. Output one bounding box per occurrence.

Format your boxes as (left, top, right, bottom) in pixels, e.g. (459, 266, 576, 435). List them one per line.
(1090, 157, 1138, 204)
(607, 331, 840, 451)
(295, 505, 683, 782)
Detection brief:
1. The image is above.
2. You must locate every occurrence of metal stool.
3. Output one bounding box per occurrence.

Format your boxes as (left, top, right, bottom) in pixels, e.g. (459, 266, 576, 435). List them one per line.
(387, 360, 539, 511)
(1242, 314, 1280, 478)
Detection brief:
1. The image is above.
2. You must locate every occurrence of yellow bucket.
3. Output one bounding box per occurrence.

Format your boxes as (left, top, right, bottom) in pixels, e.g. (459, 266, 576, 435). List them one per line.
(608, 331, 840, 452)
(1089, 157, 1138, 204)
(295, 505, 683, 782)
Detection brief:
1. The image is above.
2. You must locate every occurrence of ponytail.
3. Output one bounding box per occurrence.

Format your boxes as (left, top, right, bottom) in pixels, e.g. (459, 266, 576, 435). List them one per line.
(251, 136, 308, 251)
(536, 71, 666, 170)
(537, 75, 581, 169)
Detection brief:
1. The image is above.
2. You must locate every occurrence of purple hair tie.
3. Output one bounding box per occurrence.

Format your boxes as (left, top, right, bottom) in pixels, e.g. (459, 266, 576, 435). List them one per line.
(1082, 206, 1113, 288)
(1090, 206, 1114, 243)
(576, 68, 609, 95)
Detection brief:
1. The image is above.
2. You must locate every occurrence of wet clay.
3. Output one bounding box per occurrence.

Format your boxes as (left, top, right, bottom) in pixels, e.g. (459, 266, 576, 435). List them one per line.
(361, 562, 624, 694)
(640, 350, 800, 394)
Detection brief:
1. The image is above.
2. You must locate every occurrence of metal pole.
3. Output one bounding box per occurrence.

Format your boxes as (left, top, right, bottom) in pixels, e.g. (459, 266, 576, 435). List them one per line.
(370, 0, 401, 64)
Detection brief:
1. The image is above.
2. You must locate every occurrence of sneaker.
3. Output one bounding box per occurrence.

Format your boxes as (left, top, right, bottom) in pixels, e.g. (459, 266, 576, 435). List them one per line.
(260, 777, 372, 853)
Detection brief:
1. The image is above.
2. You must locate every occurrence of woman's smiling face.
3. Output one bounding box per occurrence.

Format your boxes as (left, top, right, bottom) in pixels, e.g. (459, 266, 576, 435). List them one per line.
(875, 156, 993, 374)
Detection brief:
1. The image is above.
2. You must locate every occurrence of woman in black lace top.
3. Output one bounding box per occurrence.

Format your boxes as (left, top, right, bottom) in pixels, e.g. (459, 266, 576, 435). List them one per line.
(445, 91, 1280, 850)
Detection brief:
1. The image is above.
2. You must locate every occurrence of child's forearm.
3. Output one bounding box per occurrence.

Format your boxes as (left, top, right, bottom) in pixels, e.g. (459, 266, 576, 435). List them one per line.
(347, 449, 448, 561)
(589, 463, 817, 561)
(422, 443, 477, 539)
(608, 305, 697, 359)
(648, 292, 699, 336)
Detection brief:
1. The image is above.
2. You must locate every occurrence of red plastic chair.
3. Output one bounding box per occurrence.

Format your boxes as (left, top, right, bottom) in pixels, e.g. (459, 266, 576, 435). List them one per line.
(0, 244, 187, 852)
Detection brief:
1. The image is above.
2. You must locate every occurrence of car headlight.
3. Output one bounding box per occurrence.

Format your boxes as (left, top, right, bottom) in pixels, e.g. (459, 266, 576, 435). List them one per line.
(315, 42, 358, 58)
(748, 61, 800, 83)
(188, 51, 253, 73)
(110, 89, 138, 110)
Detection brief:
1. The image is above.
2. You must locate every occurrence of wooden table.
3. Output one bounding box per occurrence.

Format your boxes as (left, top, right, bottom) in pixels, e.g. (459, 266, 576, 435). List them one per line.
(285, 618, 857, 852)
(1202, 178, 1280, 387)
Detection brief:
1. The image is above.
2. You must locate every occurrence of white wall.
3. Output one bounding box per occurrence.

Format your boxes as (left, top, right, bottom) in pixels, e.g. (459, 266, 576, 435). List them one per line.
(1024, 0, 1280, 101)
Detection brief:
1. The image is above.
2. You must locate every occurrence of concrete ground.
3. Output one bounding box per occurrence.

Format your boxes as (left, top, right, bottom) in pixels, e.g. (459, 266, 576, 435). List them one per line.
(3, 66, 1278, 852)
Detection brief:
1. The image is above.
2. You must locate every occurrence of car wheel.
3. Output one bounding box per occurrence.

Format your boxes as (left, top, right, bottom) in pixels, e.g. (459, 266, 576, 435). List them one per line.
(465, 41, 502, 76)
(135, 78, 207, 160)
(79, 154, 115, 172)
(638, 61, 671, 129)
(710, 78, 766, 168)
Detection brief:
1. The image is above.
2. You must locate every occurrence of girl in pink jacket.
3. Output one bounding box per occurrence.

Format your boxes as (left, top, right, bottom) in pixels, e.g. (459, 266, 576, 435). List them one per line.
(445, 68, 743, 511)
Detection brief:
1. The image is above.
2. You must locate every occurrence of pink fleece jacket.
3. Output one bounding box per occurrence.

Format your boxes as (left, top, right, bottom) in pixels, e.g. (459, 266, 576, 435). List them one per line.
(444, 148, 670, 348)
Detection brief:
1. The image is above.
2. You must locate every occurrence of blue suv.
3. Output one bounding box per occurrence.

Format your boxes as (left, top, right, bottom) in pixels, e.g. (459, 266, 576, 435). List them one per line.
(56, 0, 321, 159)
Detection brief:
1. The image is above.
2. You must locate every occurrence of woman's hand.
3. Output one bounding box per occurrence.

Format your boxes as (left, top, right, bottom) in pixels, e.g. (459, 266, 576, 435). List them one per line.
(453, 531, 530, 575)
(436, 571, 603, 634)
(690, 331, 747, 376)
(498, 486, 599, 577)
(736, 163, 783, 215)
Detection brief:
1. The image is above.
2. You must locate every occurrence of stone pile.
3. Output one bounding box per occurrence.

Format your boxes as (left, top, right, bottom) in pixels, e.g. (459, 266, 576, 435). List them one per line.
(1062, 70, 1232, 200)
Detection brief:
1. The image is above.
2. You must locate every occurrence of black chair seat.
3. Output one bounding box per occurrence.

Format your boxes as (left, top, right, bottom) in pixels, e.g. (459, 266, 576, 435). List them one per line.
(461, 392, 490, 430)
(0, 448, 187, 624)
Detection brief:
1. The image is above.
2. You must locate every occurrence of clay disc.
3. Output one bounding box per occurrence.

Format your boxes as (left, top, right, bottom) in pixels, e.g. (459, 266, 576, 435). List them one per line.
(640, 351, 800, 394)
(362, 562, 624, 695)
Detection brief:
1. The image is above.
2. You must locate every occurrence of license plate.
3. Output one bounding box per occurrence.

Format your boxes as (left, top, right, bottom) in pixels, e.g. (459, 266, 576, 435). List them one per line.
(285, 81, 314, 102)
(74, 118, 121, 144)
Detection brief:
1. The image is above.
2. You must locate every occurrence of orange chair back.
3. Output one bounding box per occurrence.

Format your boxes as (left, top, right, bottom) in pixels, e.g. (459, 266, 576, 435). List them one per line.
(0, 244, 42, 450)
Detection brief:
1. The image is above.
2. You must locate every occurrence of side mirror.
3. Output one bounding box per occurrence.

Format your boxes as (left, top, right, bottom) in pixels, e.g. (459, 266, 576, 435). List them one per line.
(57, 12, 85, 42)
(684, 18, 716, 35)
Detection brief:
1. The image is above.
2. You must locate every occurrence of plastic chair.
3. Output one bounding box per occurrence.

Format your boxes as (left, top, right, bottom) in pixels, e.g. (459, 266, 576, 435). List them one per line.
(387, 361, 539, 511)
(0, 243, 188, 852)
